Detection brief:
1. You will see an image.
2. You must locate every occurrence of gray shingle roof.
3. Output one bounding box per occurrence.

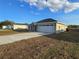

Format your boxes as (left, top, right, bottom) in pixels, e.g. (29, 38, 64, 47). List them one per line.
(37, 18, 57, 23)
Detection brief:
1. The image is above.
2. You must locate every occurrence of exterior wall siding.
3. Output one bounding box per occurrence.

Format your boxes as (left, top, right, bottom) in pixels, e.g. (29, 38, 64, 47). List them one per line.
(13, 24, 28, 30)
(56, 23, 67, 33)
(34, 22, 56, 26)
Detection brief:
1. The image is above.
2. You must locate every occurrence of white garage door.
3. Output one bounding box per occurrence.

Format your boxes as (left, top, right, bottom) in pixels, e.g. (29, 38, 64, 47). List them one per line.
(37, 26, 55, 33)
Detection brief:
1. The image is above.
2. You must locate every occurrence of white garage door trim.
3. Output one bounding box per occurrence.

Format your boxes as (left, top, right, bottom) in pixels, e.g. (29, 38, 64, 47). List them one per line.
(37, 25, 55, 33)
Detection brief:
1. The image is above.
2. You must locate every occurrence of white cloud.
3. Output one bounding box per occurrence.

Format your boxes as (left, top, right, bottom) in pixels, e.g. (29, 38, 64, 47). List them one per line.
(36, 0, 47, 9)
(25, 0, 38, 5)
(65, 2, 79, 13)
(21, 0, 79, 13)
(47, 0, 66, 12)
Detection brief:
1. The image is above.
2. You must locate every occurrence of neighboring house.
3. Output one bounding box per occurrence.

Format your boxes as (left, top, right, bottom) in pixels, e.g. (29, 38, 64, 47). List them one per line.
(13, 23, 28, 30)
(1, 20, 14, 29)
(29, 18, 67, 33)
(2, 25, 12, 29)
(2, 23, 28, 30)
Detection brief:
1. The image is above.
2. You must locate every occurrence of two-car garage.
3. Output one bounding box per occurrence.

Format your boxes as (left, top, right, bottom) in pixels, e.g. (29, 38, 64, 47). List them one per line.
(37, 26, 55, 33)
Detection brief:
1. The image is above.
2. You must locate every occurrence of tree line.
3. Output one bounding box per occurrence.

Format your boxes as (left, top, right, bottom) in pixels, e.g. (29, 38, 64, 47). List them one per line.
(68, 25, 79, 29)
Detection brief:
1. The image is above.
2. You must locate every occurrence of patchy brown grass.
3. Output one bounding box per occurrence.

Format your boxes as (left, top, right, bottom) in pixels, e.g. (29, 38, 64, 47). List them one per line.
(0, 30, 22, 36)
(46, 31, 79, 43)
(0, 31, 79, 59)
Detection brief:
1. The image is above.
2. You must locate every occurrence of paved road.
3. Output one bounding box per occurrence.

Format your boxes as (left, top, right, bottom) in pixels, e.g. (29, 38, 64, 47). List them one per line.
(0, 32, 51, 45)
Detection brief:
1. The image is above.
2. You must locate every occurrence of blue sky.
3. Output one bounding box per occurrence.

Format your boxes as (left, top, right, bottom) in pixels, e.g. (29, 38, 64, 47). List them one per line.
(0, 0, 79, 25)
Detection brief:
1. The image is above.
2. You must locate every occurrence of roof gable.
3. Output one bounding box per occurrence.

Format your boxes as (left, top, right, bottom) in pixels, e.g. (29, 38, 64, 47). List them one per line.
(14, 23, 28, 25)
(37, 18, 57, 23)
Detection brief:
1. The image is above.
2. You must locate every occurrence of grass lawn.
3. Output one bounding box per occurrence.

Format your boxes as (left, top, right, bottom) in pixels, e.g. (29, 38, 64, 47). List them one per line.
(0, 31, 79, 59)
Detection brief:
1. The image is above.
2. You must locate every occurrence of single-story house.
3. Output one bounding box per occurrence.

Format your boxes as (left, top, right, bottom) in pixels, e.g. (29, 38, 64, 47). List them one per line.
(13, 23, 28, 30)
(2, 25, 12, 29)
(29, 18, 67, 33)
(2, 23, 28, 30)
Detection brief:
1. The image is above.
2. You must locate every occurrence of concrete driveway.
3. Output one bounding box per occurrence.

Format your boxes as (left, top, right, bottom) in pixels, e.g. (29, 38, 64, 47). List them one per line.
(0, 32, 51, 45)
